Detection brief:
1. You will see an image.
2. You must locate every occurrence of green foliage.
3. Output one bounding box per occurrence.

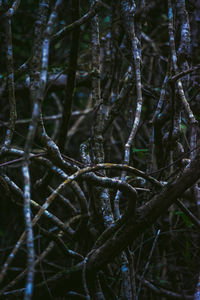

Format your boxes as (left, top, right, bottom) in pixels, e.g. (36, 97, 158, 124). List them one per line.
(132, 148, 149, 153)
(185, 240, 191, 264)
(181, 123, 186, 132)
(156, 276, 169, 286)
(174, 211, 194, 228)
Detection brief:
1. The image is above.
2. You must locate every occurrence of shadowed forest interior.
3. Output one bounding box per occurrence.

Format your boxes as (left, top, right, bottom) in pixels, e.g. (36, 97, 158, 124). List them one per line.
(0, 0, 200, 299)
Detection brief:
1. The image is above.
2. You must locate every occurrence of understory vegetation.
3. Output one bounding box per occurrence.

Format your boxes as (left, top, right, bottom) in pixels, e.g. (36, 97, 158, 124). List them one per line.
(0, 0, 200, 299)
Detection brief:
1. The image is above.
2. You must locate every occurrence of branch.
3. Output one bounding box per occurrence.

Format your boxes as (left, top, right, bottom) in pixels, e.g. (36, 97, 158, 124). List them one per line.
(52, 0, 102, 42)
(87, 147, 200, 271)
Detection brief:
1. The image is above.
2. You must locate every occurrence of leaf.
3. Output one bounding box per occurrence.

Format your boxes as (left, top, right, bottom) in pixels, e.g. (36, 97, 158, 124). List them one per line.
(174, 211, 194, 228)
(105, 16, 110, 23)
(132, 148, 149, 153)
(181, 124, 186, 131)
(185, 240, 191, 264)
(156, 277, 169, 286)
